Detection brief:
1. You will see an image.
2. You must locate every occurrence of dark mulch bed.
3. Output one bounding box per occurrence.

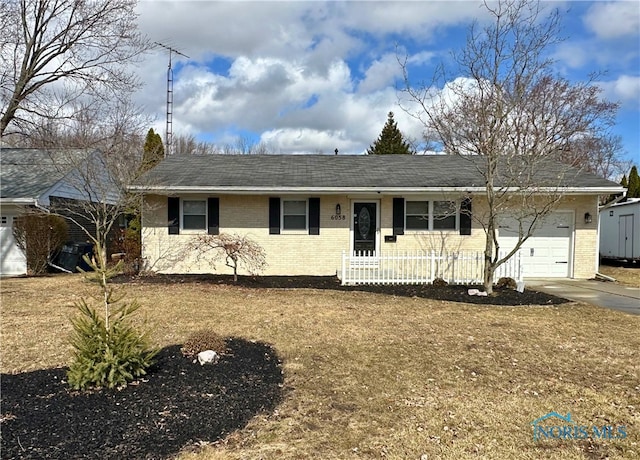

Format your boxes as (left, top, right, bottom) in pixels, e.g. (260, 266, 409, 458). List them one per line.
(1, 339, 285, 460)
(116, 274, 569, 306)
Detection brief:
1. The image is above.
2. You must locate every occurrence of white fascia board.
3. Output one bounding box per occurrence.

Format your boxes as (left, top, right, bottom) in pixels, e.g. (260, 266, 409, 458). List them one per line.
(0, 198, 40, 205)
(128, 185, 624, 195)
(128, 186, 489, 195)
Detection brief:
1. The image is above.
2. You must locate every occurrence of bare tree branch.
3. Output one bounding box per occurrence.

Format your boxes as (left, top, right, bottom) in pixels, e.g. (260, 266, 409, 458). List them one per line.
(399, 0, 619, 293)
(0, 0, 150, 137)
(188, 233, 267, 282)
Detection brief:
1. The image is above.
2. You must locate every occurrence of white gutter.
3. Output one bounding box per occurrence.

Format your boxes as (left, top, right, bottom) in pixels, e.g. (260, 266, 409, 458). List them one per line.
(0, 198, 42, 205)
(128, 185, 625, 195)
(0, 197, 51, 212)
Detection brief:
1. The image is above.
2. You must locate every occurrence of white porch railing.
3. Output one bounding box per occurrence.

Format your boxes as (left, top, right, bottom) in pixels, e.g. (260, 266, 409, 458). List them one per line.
(341, 250, 523, 286)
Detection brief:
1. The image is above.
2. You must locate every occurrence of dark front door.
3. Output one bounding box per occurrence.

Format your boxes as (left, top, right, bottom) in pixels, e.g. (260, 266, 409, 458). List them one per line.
(353, 202, 377, 254)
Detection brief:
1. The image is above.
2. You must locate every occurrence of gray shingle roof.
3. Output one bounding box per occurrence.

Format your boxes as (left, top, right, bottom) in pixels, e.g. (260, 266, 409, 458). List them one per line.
(132, 154, 622, 193)
(1, 148, 92, 200)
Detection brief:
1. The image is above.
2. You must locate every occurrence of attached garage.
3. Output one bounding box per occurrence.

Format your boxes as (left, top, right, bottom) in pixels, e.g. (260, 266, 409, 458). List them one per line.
(2, 149, 116, 277)
(0, 212, 27, 276)
(499, 211, 574, 278)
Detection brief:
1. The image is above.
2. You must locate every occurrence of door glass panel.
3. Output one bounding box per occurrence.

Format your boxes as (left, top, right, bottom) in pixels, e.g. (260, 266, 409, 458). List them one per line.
(354, 203, 376, 254)
(358, 207, 371, 238)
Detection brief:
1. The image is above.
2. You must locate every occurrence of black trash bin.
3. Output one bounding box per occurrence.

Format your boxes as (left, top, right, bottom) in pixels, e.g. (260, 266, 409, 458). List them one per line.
(56, 242, 94, 272)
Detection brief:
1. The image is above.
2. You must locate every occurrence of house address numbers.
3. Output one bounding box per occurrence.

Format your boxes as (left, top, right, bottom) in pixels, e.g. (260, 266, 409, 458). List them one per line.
(331, 214, 346, 220)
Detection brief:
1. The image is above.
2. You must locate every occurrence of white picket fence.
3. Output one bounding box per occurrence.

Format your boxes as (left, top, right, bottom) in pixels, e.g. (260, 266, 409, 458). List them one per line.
(341, 250, 523, 286)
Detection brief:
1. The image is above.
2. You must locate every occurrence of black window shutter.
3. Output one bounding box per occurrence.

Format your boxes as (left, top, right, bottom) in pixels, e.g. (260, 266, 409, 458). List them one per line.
(168, 197, 180, 235)
(309, 197, 320, 235)
(393, 198, 405, 236)
(269, 197, 280, 234)
(460, 198, 472, 235)
(208, 197, 219, 235)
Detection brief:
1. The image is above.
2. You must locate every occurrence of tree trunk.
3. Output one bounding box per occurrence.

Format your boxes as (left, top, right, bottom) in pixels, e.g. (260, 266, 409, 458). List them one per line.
(483, 255, 494, 295)
(483, 219, 495, 295)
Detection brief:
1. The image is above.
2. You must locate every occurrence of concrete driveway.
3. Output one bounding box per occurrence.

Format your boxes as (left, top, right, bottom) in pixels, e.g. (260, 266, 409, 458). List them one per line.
(526, 279, 640, 315)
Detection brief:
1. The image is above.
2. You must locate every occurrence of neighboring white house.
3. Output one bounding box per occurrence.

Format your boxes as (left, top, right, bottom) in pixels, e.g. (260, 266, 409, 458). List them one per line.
(599, 198, 640, 262)
(130, 154, 624, 282)
(0, 148, 116, 276)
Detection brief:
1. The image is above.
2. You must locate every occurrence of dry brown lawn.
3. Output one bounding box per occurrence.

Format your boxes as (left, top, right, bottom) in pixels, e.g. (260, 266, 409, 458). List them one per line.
(1, 274, 639, 459)
(599, 263, 640, 288)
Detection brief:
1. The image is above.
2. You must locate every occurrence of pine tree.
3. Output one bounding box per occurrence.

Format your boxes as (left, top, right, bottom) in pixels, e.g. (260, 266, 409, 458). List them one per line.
(367, 112, 414, 155)
(620, 174, 628, 188)
(140, 128, 165, 173)
(627, 166, 640, 198)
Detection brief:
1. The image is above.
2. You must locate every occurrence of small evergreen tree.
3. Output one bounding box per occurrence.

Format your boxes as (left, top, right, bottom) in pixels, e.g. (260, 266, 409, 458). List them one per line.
(367, 112, 414, 155)
(620, 174, 628, 188)
(67, 257, 156, 390)
(140, 128, 164, 173)
(627, 166, 640, 198)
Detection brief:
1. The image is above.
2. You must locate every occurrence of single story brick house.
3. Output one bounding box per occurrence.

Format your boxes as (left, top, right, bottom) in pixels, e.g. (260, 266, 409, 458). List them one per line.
(131, 154, 623, 281)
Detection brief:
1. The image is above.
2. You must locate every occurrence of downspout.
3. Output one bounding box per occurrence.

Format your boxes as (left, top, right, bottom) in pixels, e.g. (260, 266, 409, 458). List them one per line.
(33, 200, 50, 214)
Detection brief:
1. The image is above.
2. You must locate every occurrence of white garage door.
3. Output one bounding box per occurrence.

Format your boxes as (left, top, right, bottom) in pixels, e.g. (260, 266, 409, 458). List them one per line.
(499, 212, 573, 278)
(1, 214, 27, 276)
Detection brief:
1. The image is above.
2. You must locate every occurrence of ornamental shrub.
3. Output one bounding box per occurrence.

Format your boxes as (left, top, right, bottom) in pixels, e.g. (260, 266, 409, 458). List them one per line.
(67, 299, 157, 390)
(496, 277, 517, 290)
(181, 329, 227, 359)
(12, 213, 68, 274)
(432, 277, 449, 287)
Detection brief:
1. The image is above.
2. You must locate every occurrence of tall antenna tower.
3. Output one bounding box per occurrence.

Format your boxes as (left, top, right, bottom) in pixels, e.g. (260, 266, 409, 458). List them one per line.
(154, 43, 189, 156)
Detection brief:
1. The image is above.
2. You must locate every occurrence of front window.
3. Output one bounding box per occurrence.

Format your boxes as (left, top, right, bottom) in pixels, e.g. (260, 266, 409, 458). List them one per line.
(183, 200, 206, 230)
(406, 201, 429, 230)
(405, 200, 458, 231)
(283, 200, 307, 230)
(433, 201, 456, 230)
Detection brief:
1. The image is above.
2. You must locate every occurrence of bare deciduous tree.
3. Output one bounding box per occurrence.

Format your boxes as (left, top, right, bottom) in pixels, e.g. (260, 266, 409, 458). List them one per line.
(188, 233, 267, 282)
(171, 133, 273, 156)
(400, 0, 618, 293)
(172, 133, 221, 155)
(560, 134, 629, 181)
(0, 0, 149, 138)
(18, 96, 151, 272)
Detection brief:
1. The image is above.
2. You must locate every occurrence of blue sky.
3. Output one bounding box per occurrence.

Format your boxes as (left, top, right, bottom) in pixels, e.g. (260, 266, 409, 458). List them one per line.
(134, 1, 639, 164)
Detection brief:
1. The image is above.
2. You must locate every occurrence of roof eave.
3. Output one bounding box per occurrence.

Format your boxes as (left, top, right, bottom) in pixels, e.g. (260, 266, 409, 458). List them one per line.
(128, 185, 624, 195)
(0, 197, 40, 205)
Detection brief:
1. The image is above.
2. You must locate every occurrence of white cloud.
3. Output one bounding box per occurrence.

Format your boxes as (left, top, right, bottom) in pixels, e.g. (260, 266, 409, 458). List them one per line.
(553, 42, 589, 69)
(599, 75, 640, 107)
(584, 2, 640, 39)
(260, 128, 360, 154)
(358, 54, 402, 94)
(130, 1, 638, 156)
